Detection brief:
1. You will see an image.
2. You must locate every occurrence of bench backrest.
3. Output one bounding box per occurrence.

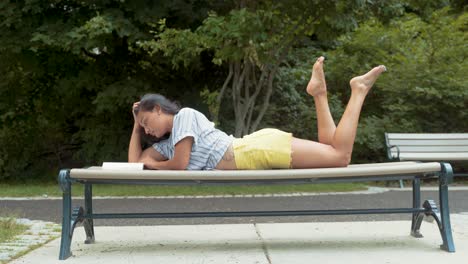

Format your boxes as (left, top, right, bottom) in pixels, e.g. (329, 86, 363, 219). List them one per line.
(385, 133, 468, 161)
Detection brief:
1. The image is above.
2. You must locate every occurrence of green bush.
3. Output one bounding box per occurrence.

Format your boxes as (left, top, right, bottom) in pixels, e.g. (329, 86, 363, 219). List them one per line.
(326, 8, 468, 162)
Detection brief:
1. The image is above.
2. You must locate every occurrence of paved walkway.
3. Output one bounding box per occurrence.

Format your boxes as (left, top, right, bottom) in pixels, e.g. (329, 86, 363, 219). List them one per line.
(0, 219, 60, 263)
(8, 214, 468, 264)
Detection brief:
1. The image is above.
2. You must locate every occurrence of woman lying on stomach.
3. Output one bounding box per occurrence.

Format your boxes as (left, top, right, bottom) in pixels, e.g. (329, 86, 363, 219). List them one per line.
(128, 56, 386, 170)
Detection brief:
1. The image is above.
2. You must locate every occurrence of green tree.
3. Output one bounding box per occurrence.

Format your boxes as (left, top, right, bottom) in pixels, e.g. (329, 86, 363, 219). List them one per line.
(326, 7, 468, 162)
(260, 46, 345, 141)
(0, 0, 230, 181)
(139, 0, 410, 137)
(0, 0, 461, 181)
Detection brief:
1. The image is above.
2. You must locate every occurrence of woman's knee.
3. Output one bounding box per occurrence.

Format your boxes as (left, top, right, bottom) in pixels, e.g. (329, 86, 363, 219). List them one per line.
(334, 151, 351, 167)
(320, 149, 350, 167)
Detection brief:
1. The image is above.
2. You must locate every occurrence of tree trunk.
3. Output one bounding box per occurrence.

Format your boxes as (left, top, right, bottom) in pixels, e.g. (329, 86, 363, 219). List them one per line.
(213, 62, 233, 125)
(227, 58, 277, 137)
(225, 43, 291, 137)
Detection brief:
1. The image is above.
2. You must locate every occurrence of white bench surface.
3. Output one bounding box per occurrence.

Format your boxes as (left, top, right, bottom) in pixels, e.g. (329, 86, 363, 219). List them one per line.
(386, 133, 468, 161)
(69, 162, 442, 180)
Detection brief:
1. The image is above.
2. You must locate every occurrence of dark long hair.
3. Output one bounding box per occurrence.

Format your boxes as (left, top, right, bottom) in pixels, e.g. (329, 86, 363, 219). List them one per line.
(134, 93, 181, 144)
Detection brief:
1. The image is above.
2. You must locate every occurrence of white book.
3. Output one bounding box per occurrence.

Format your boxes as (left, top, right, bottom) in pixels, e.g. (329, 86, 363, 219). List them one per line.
(102, 162, 144, 170)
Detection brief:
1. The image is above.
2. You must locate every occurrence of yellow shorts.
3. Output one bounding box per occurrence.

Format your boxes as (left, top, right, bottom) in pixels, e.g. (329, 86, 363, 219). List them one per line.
(233, 128, 293, 170)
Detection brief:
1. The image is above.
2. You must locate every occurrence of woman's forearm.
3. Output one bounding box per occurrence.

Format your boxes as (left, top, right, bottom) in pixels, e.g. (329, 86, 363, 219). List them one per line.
(128, 126, 184, 169)
(143, 159, 185, 170)
(128, 123, 142, 162)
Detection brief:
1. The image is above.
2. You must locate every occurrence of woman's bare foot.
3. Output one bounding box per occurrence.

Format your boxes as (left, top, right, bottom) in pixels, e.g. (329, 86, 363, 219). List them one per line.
(349, 65, 386, 95)
(306, 56, 327, 97)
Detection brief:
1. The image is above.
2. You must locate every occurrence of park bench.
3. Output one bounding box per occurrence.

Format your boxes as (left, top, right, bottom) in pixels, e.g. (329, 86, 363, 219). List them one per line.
(385, 133, 468, 187)
(58, 161, 456, 260)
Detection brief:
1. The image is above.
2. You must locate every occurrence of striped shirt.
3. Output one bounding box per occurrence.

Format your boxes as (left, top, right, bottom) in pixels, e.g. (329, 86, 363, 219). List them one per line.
(152, 108, 234, 170)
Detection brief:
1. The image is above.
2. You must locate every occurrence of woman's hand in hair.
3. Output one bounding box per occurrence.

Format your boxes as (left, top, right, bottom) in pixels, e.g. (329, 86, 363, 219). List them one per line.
(132, 101, 140, 124)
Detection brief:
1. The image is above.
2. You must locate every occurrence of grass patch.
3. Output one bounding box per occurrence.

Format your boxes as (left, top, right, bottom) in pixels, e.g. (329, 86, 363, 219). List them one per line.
(0, 218, 28, 244)
(0, 182, 367, 197)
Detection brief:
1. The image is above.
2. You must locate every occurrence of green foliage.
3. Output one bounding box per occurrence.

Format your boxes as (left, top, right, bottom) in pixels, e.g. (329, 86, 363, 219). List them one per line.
(199, 86, 220, 124)
(141, 0, 416, 69)
(139, 7, 293, 69)
(262, 46, 345, 140)
(140, 1, 414, 136)
(0, 0, 464, 181)
(0, 0, 226, 181)
(138, 22, 205, 68)
(327, 7, 468, 162)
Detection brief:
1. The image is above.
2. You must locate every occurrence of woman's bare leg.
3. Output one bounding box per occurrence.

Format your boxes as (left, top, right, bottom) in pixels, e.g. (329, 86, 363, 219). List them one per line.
(306, 56, 336, 145)
(291, 65, 386, 168)
(331, 65, 386, 156)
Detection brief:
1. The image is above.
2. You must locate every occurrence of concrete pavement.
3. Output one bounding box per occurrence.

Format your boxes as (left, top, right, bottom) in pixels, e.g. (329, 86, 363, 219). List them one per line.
(9, 213, 468, 264)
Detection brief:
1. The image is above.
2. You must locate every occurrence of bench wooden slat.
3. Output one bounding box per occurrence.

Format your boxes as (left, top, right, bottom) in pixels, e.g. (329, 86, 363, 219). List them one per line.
(386, 133, 468, 140)
(386, 139, 468, 146)
(396, 153, 468, 161)
(69, 162, 442, 181)
(389, 146, 468, 152)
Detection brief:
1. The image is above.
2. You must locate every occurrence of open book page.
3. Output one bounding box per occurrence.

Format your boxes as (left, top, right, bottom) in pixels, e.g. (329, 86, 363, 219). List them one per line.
(102, 162, 144, 170)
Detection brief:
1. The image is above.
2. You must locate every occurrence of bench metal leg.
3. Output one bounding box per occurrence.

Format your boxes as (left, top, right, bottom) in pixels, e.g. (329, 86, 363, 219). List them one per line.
(438, 163, 455, 252)
(84, 183, 95, 244)
(410, 179, 423, 238)
(410, 164, 455, 252)
(58, 170, 89, 260)
(58, 170, 73, 260)
(422, 200, 455, 252)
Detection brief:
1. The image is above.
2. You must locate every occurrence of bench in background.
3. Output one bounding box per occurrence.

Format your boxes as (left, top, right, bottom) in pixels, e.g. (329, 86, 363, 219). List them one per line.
(385, 133, 468, 187)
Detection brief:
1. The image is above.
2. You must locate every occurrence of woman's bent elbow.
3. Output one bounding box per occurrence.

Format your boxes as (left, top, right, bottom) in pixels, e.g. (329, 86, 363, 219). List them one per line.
(177, 164, 189, 170)
(176, 160, 190, 170)
(128, 156, 139, 163)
